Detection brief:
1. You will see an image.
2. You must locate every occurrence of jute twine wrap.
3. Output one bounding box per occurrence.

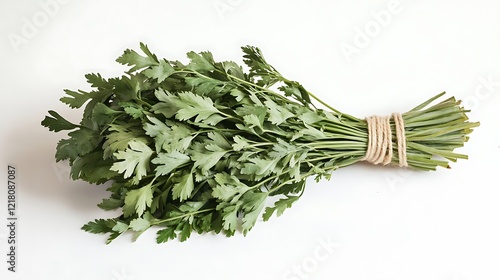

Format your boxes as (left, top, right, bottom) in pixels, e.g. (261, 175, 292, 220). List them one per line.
(362, 113, 408, 167)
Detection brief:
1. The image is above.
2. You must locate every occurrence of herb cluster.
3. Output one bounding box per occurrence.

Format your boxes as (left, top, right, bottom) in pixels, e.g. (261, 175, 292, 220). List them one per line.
(42, 44, 478, 243)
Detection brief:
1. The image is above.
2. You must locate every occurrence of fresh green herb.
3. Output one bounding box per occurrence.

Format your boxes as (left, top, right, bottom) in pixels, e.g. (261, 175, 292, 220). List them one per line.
(42, 43, 479, 243)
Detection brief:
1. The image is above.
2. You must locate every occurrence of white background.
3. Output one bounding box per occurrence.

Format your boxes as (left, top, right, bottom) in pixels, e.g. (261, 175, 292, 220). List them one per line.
(1, 0, 499, 279)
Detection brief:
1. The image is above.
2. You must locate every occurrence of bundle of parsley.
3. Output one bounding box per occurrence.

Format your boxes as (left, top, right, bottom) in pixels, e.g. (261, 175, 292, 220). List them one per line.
(42, 43, 478, 243)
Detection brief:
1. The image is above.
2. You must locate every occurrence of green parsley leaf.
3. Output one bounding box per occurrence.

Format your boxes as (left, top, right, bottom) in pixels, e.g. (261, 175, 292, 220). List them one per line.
(144, 59, 175, 83)
(82, 219, 115, 234)
(123, 183, 153, 217)
(174, 91, 222, 124)
(86, 73, 112, 90)
(265, 98, 295, 125)
(263, 195, 301, 222)
(112, 221, 129, 233)
(60, 89, 92, 109)
(213, 172, 251, 203)
(92, 103, 120, 126)
(156, 227, 177, 243)
(172, 172, 195, 202)
(186, 51, 215, 72)
(98, 197, 123, 211)
(103, 124, 148, 158)
(111, 140, 154, 184)
(55, 138, 79, 162)
(70, 151, 117, 184)
(152, 151, 190, 176)
(130, 217, 151, 232)
(178, 222, 193, 242)
(116, 43, 158, 72)
(191, 143, 228, 172)
(241, 191, 267, 234)
(144, 116, 194, 153)
(217, 202, 241, 233)
(41, 110, 78, 132)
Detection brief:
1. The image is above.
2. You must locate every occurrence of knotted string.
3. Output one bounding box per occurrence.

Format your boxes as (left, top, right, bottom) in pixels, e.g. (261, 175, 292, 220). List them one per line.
(362, 113, 408, 167)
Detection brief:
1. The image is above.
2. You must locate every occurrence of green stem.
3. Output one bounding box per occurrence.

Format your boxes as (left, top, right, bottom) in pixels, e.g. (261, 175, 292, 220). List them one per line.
(136, 99, 153, 108)
(153, 208, 215, 225)
(306, 91, 360, 122)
